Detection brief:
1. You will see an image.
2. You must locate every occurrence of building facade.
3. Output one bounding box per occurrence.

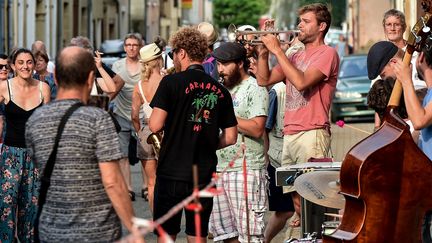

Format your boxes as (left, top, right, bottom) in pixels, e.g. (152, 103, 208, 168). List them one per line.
(0, 0, 188, 57)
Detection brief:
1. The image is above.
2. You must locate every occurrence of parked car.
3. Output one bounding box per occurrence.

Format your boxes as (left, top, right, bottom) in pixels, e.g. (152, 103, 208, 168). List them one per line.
(99, 39, 126, 68)
(331, 54, 375, 122)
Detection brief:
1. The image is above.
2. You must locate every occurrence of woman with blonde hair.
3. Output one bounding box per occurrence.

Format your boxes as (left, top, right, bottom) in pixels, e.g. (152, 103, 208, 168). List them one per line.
(131, 38, 164, 210)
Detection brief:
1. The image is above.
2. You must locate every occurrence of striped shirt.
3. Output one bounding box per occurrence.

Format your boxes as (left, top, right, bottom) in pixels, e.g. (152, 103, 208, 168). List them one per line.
(26, 99, 123, 242)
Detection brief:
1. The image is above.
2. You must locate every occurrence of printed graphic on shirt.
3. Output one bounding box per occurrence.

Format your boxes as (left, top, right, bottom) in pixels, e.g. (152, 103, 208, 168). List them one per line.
(190, 91, 219, 124)
(230, 85, 247, 109)
(231, 93, 244, 108)
(184, 81, 225, 98)
(286, 51, 310, 111)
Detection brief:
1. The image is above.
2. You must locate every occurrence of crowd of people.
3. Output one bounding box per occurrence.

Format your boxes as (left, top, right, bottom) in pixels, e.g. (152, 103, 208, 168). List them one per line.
(0, 2, 431, 243)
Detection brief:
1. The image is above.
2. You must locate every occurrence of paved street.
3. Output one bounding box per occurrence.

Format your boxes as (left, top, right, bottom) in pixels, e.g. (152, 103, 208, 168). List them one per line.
(123, 121, 375, 242)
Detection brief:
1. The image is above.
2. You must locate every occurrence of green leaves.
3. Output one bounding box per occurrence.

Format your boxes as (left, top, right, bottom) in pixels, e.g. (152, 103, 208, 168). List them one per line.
(213, 0, 269, 30)
(213, 0, 346, 35)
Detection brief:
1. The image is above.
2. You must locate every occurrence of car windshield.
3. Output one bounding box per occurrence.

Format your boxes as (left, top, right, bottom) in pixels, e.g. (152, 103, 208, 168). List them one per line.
(338, 56, 368, 79)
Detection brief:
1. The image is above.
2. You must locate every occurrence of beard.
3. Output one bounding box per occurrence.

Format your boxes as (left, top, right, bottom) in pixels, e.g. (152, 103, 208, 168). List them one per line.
(298, 33, 312, 44)
(220, 68, 242, 89)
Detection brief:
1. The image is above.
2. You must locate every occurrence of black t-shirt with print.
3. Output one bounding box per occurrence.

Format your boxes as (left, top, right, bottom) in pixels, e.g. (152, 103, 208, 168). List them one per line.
(150, 67, 237, 184)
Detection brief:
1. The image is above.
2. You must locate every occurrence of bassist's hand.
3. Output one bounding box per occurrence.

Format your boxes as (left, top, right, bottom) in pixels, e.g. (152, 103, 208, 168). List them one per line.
(391, 59, 413, 88)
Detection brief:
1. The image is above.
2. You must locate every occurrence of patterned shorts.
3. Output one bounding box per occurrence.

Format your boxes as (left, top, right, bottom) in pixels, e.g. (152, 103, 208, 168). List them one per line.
(209, 169, 267, 243)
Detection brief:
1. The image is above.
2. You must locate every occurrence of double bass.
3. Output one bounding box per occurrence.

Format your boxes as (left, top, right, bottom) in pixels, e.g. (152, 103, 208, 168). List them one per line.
(323, 2, 432, 242)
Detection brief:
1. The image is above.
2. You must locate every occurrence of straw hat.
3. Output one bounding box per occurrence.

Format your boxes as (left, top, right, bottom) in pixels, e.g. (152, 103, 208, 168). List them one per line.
(197, 22, 219, 45)
(139, 43, 162, 63)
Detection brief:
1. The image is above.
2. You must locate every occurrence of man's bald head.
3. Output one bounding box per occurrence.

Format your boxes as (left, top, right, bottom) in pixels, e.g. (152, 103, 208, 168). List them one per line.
(31, 40, 47, 53)
(55, 46, 95, 89)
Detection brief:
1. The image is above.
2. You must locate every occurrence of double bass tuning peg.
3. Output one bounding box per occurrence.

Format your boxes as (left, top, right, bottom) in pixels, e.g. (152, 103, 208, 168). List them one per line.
(422, 16, 431, 33)
(411, 30, 422, 44)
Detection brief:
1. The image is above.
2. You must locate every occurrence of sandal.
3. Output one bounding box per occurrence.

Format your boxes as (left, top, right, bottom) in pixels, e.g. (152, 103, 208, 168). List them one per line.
(129, 190, 136, 201)
(141, 188, 149, 201)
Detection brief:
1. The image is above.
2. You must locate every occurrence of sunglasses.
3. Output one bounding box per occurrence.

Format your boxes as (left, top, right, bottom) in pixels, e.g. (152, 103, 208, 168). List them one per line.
(0, 64, 9, 70)
(168, 48, 177, 59)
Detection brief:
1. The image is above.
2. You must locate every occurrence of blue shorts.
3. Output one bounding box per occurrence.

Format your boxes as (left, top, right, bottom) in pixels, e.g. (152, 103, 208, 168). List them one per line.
(114, 113, 134, 158)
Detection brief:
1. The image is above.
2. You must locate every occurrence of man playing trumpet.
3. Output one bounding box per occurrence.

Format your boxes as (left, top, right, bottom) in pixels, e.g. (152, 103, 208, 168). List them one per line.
(255, 3, 340, 228)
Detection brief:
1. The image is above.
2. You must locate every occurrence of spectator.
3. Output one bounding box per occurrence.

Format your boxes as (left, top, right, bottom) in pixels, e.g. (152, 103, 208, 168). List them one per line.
(31, 40, 55, 73)
(197, 22, 220, 81)
(0, 48, 50, 242)
(335, 34, 349, 58)
(131, 39, 165, 209)
(33, 50, 57, 100)
(25, 46, 142, 242)
(382, 9, 426, 90)
(111, 33, 145, 201)
(69, 36, 123, 97)
(0, 54, 9, 142)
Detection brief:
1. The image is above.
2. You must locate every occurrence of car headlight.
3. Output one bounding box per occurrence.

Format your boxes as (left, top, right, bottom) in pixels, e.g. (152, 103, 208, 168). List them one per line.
(334, 91, 362, 99)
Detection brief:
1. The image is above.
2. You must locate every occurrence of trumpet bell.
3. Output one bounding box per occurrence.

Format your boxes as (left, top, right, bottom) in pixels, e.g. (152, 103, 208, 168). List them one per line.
(227, 24, 237, 42)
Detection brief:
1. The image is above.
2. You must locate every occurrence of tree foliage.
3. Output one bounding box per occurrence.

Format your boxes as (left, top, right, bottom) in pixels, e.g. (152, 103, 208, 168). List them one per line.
(213, 0, 270, 30)
(299, 0, 346, 28)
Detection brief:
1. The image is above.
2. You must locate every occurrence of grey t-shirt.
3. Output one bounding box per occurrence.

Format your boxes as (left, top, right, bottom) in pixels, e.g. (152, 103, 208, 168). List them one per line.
(111, 58, 142, 120)
(25, 99, 123, 242)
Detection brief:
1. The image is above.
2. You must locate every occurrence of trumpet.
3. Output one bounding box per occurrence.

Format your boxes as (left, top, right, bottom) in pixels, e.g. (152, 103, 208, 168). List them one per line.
(147, 132, 163, 156)
(227, 24, 299, 46)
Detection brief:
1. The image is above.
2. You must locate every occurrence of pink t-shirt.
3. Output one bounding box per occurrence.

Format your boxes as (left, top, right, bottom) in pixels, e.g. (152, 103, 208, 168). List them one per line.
(274, 45, 339, 135)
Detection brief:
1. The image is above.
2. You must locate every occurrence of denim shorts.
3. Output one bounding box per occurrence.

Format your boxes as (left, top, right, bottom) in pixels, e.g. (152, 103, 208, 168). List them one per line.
(113, 113, 134, 158)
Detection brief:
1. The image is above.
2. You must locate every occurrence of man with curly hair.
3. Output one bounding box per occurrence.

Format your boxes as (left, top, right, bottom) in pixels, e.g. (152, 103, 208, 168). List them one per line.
(149, 27, 238, 242)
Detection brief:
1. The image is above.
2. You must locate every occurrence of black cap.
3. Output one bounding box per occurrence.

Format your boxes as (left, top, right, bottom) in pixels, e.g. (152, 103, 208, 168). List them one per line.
(367, 41, 398, 80)
(212, 42, 246, 63)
